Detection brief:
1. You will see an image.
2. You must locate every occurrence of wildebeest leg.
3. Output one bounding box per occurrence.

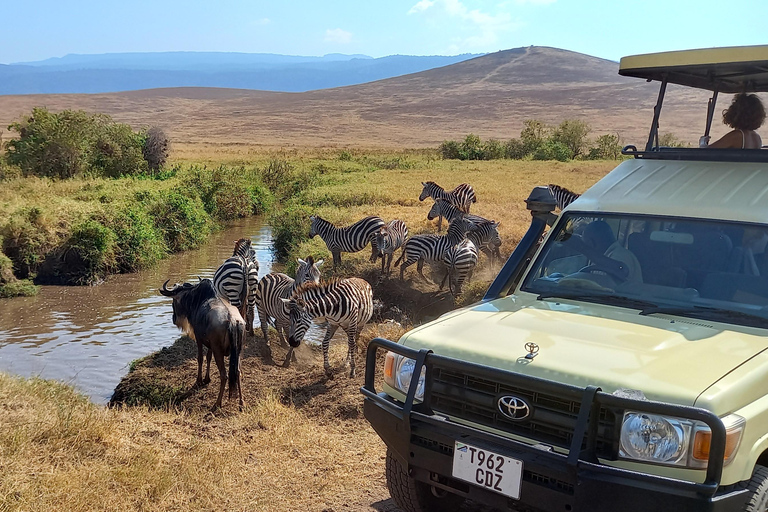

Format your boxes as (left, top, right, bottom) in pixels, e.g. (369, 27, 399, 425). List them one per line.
(203, 347, 213, 385)
(196, 341, 204, 387)
(213, 349, 227, 410)
(322, 324, 340, 377)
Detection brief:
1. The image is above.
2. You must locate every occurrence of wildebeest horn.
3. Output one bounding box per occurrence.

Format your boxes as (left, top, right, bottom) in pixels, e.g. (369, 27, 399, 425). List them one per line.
(159, 279, 178, 296)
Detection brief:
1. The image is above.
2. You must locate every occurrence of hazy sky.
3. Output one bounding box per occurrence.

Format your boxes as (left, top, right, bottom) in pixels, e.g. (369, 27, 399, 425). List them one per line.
(1, 0, 764, 64)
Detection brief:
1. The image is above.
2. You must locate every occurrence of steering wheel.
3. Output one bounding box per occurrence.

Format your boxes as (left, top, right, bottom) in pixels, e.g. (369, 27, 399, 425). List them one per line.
(579, 263, 628, 283)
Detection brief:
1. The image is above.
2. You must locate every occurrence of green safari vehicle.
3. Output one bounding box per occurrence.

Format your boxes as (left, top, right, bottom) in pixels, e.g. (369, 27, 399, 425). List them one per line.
(363, 45, 768, 512)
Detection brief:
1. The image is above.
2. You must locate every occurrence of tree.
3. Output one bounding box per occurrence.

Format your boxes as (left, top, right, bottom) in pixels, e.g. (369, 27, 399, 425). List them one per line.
(552, 119, 591, 159)
(659, 132, 688, 148)
(589, 134, 623, 160)
(520, 119, 549, 156)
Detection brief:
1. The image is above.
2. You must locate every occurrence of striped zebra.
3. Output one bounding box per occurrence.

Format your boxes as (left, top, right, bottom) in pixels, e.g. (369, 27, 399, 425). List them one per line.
(427, 199, 491, 229)
(282, 277, 373, 378)
(394, 217, 471, 281)
(372, 219, 408, 276)
(419, 181, 477, 231)
(309, 215, 385, 269)
(467, 220, 503, 264)
(213, 238, 260, 332)
(548, 184, 581, 210)
(440, 238, 479, 295)
(254, 256, 323, 365)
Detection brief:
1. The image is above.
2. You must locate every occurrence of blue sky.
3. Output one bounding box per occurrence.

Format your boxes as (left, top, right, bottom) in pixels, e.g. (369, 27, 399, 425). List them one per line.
(1, 0, 765, 64)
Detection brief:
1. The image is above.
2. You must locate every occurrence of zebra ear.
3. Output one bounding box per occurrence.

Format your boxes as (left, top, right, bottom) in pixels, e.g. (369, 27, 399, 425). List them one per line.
(298, 258, 306, 265)
(315, 259, 324, 268)
(421, 182, 426, 186)
(280, 298, 291, 305)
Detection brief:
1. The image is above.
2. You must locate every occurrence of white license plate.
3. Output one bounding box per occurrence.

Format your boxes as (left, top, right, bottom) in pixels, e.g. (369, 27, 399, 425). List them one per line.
(452, 441, 523, 500)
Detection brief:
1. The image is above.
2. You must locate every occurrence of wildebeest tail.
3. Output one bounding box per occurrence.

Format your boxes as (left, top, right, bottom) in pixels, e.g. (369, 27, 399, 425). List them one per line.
(228, 319, 242, 399)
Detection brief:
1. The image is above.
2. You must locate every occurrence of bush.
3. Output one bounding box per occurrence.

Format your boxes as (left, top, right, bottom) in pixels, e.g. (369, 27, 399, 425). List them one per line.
(588, 134, 623, 160)
(482, 139, 505, 160)
(182, 164, 274, 220)
(460, 134, 484, 160)
(0, 207, 60, 278)
(148, 189, 212, 252)
(532, 140, 571, 162)
(269, 203, 312, 259)
(52, 220, 117, 285)
(142, 126, 170, 172)
(551, 119, 591, 159)
(5, 107, 156, 179)
(108, 206, 167, 272)
(439, 140, 462, 159)
(504, 138, 527, 159)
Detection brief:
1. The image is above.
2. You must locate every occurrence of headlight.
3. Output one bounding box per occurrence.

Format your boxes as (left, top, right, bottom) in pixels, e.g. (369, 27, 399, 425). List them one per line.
(619, 411, 745, 468)
(383, 352, 426, 401)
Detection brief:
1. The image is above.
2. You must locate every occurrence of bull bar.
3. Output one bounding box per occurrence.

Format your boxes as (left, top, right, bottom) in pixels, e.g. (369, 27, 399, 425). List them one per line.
(362, 337, 751, 512)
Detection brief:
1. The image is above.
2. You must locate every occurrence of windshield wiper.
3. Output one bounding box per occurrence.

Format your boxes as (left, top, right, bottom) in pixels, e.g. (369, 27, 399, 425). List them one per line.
(639, 305, 768, 328)
(537, 292, 659, 311)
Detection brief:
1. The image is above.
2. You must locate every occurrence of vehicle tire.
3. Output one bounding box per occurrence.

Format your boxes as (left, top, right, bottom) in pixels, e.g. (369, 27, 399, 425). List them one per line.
(385, 449, 466, 512)
(744, 465, 768, 511)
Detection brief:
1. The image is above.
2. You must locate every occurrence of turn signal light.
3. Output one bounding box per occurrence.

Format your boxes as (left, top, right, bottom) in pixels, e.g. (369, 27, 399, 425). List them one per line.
(691, 415, 745, 466)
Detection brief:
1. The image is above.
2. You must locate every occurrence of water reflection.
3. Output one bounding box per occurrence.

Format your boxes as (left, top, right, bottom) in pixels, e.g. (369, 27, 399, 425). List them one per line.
(0, 218, 282, 404)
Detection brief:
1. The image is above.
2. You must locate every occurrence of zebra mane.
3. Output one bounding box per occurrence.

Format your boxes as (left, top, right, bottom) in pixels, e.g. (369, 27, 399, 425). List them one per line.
(547, 184, 581, 209)
(292, 277, 344, 297)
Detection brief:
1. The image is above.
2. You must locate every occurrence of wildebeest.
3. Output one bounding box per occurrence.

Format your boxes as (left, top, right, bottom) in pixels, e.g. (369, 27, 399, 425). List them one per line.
(159, 278, 245, 410)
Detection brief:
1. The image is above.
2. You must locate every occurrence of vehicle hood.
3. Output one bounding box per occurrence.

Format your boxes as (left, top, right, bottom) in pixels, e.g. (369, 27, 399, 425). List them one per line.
(400, 295, 768, 408)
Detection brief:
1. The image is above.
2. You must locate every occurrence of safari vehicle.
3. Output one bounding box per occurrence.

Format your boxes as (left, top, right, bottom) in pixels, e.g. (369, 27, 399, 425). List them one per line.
(362, 45, 768, 512)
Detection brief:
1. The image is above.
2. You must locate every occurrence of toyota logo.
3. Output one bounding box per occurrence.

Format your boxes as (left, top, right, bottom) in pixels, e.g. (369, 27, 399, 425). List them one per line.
(497, 395, 531, 421)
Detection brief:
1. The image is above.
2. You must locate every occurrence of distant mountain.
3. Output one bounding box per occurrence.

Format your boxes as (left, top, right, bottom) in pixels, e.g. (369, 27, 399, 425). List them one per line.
(0, 46, 710, 148)
(0, 52, 484, 95)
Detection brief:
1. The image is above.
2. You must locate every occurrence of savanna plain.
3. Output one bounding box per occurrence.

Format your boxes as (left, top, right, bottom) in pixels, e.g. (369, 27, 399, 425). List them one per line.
(0, 143, 617, 512)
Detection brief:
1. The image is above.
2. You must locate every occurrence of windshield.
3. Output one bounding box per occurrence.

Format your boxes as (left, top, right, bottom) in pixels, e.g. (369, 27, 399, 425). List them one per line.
(520, 213, 768, 328)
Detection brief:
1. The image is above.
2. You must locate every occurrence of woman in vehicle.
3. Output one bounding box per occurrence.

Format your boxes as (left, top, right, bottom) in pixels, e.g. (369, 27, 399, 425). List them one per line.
(700, 93, 765, 148)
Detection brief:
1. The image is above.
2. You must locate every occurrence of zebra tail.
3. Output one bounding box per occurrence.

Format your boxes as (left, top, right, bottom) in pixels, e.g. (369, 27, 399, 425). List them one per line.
(393, 249, 405, 267)
(228, 319, 242, 399)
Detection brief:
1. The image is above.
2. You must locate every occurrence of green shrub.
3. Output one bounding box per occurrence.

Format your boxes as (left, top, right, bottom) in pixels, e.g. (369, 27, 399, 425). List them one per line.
(91, 122, 147, 178)
(108, 206, 167, 272)
(5, 107, 156, 179)
(338, 150, 352, 161)
(439, 140, 462, 159)
(0, 279, 38, 298)
(0, 207, 59, 278)
(63, 220, 117, 284)
(460, 134, 485, 160)
(149, 189, 212, 252)
(181, 164, 274, 219)
(260, 158, 294, 196)
(269, 203, 312, 259)
(504, 138, 527, 159)
(482, 139, 505, 160)
(532, 140, 571, 162)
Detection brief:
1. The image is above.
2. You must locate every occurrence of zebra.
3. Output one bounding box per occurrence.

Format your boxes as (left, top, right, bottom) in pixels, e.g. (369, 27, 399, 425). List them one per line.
(394, 217, 471, 281)
(427, 199, 491, 229)
(309, 215, 385, 269)
(467, 220, 503, 265)
(282, 277, 373, 378)
(372, 219, 408, 276)
(440, 238, 479, 295)
(213, 238, 259, 332)
(254, 256, 323, 366)
(548, 184, 581, 210)
(419, 181, 477, 231)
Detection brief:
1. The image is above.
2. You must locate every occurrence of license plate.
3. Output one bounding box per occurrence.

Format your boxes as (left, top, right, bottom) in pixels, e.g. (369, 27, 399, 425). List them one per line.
(452, 441, 523, 500)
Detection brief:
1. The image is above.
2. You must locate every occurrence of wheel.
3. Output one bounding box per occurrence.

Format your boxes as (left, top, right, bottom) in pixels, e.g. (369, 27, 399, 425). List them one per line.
(385, 449, 465, 512)
(744, 465, 768, 511)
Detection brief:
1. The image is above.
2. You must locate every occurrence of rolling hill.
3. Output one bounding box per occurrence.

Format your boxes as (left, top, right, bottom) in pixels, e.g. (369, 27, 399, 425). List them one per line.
(0, 46, 715, 149)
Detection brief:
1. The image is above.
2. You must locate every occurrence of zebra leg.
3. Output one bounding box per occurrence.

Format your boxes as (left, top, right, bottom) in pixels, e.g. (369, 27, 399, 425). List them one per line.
(245, 305, 255, 334)
(416, 259, 430, 282)
(439, 269, 450, 291)
(385, 252, 392, 276)
(322, 324, 340, 377)
(437, 215, 443, 232)
(346, 316, 361, 378)
(399, 258, 414, 281)
(257, 306, 270, 346)
(333, 251, 342, 269)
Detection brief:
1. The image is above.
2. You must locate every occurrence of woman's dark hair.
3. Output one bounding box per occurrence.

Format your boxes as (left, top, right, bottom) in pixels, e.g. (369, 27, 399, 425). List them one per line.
(723, 93, 766, 130)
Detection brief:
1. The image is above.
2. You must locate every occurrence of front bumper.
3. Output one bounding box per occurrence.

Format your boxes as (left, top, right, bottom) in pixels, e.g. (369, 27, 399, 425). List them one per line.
(362, 338, 751, 512)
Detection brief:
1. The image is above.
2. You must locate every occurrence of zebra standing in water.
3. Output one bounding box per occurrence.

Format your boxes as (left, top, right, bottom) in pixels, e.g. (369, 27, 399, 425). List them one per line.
(282, 277, 373, 378)
(372, 219, 408, 276)
(309, 215, 385, 269)
(419, 181, 477, 231)
(254, 256, 323, 366)
(213, 238, 260, 332)
(440, 238, 479, 295)
(547, 184, 581, 209)
(395, 217, 471, 281)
